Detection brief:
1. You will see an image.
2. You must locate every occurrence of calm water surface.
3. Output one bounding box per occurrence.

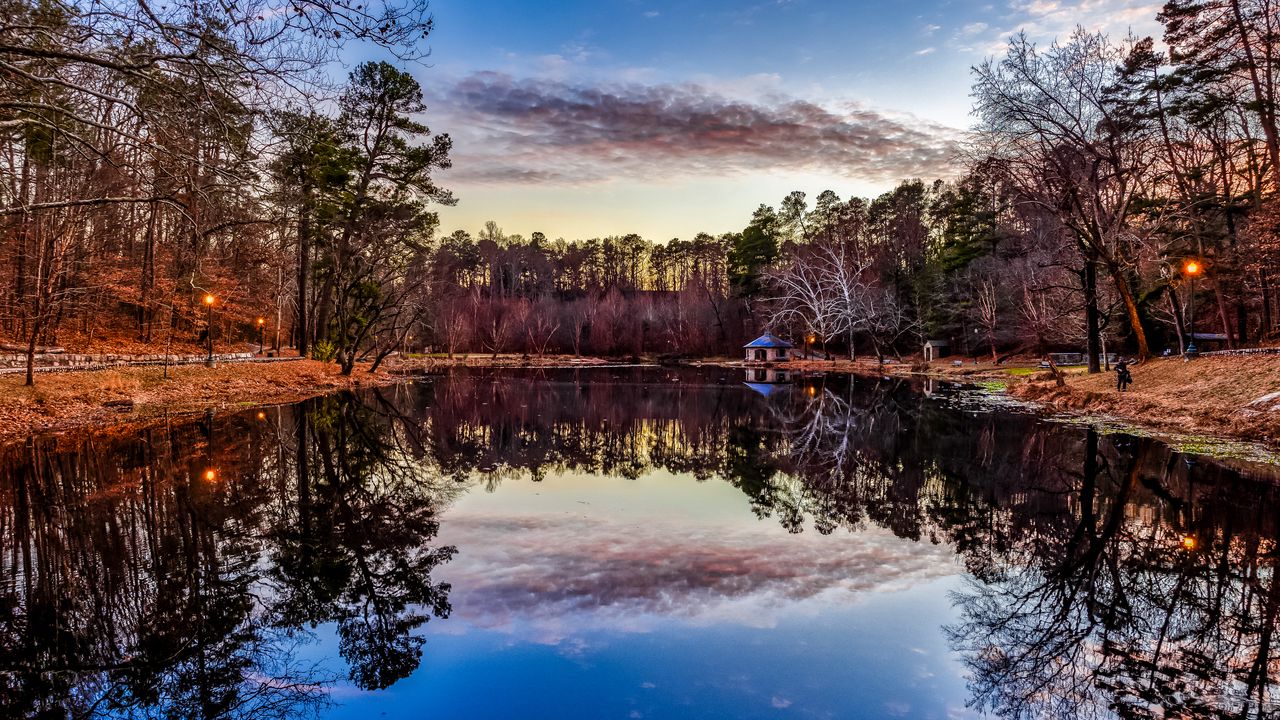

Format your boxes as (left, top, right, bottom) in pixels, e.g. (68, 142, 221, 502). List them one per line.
(2, 366, 1279, 719)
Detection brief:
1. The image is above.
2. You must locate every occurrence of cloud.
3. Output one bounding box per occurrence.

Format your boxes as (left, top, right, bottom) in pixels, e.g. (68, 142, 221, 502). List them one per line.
(1006, 0, 1163, 37)
(914, 47, 937, 56)
(431, 72, 963, 186)
(951, 0, 1163, 55)
(431, 510, 958, 646)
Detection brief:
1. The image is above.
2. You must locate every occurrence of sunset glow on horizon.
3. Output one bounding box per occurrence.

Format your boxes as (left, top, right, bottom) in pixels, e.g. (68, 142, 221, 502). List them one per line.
(414, 0, 1164, 240)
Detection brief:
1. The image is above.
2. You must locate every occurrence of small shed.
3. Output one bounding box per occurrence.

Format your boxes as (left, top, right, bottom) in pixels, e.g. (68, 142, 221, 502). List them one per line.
(923, 339, 950, 362)
(1188, 332, 1229, 351)
(743, 333, 793, 362)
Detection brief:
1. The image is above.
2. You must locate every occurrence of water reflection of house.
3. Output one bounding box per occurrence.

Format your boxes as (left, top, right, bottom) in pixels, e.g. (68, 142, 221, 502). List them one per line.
(743, 367, 792, 397)
(743, 332, 793, 362)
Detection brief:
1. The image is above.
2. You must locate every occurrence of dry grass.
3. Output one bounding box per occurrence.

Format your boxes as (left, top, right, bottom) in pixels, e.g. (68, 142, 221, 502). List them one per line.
(0, 359, 392, 443)
(0, 353, 623, 443)
(1010, 354, 1280, 445)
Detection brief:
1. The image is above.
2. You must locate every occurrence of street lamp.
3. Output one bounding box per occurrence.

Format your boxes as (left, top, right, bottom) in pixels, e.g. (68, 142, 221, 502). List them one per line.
(256, 317, 265, 354)
(204, 294, 216, 366)
(1183, 260, 1201, 357)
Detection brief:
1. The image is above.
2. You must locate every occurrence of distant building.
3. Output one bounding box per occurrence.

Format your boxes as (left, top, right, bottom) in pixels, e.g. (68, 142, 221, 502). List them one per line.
(923, 339, 950, 362)
(1188, 332, 1229, 351)
(743, 332, 793, 362)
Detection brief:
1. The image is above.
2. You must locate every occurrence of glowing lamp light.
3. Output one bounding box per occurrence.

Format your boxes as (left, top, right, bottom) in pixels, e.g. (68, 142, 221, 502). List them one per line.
(256, 411, 266, 420)
(204, 294, 216, 306)
(1184, 261, 1201, 276)
(1181, 535, 1197, 551)
(257, 317, 265, 326)
(203, 469, 218, 482)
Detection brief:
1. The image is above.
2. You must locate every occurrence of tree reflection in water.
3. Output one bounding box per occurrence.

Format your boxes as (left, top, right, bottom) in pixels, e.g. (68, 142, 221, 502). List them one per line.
(755, 374, 1280, 719)
(0, 390, 455, 719)
(1, 365, 1279, 718)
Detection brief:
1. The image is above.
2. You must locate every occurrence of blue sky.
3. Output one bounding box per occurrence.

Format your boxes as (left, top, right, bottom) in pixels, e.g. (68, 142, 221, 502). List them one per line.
(399, 0, 1163, 240)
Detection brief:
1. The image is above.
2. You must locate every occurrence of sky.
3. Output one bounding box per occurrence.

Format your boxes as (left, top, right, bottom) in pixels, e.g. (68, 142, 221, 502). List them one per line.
(392, 0, 1165, 241)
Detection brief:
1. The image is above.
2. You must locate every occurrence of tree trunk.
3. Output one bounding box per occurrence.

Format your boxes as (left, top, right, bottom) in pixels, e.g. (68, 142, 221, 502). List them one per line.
(1229, 0, 1280, 192)
(1167, 286, 1186, 354)
(1083, 261, 1102, 374)
(24, 328, 39, 387)
(1211, 273, 1235, 348)
(1262, 268, 1274, 337)
(1107, 266, 1150, 360)
(296, 201, 311, 358)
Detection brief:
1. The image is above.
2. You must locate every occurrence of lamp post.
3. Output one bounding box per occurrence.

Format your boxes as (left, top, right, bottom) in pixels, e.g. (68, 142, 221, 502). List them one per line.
(257, 317, 265, 354)
(204, 294, 216, 366)
(1184, 260, 1201, 357)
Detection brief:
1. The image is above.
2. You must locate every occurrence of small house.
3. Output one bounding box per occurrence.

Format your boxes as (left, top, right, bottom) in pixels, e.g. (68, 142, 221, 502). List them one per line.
(923, 339, 950, 362)
(744, 333, 793, 362)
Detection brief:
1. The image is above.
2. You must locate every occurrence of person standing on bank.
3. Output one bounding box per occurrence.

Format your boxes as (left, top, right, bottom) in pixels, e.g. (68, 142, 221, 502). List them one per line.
(1115, 359, 1133, 392)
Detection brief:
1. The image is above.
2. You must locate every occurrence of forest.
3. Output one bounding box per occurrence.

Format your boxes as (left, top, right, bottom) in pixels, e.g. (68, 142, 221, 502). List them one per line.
(2, 0, 1279, 379)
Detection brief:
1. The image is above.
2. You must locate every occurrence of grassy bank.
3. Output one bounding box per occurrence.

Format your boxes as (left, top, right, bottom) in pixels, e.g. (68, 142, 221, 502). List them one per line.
(0, 359, 396, 443)
(0, 353, 623, 443)
(1008, 354, 1280, 446)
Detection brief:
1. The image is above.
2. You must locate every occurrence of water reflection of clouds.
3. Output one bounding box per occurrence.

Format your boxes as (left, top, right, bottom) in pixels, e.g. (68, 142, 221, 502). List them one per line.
(433, 509, 959, 646)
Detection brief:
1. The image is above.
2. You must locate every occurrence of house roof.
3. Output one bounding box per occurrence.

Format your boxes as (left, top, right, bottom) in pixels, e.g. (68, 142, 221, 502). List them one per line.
(924, 339, 949, 346)
(743, 332, 794, 349)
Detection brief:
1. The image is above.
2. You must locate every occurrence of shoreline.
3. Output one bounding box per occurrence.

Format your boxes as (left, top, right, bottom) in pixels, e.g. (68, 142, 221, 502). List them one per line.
(1004, 354, 1280, 450)
(0, 353, 621, 444)
(3, 352, 1277, 457)
(697, 355, 1280, 455)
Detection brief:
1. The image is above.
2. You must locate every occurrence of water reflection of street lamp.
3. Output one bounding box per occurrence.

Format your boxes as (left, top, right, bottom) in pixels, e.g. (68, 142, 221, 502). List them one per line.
(204, 294, 216, 366)
(257, 317, 266, 354)
(1181, 534, 1197, 551)
(1183, 261, 1201, 357)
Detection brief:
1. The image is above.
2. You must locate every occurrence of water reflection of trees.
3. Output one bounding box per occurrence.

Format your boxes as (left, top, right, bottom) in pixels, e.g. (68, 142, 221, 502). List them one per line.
(757, 375, 1280, 719)
(0, 392, 454, 719)
(5, 366, 1280, 718)
(412, 368, 1280, 718)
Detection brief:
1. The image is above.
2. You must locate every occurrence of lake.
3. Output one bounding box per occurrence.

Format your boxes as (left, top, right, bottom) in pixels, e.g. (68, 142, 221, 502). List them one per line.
(2, 365, 1279, 719)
